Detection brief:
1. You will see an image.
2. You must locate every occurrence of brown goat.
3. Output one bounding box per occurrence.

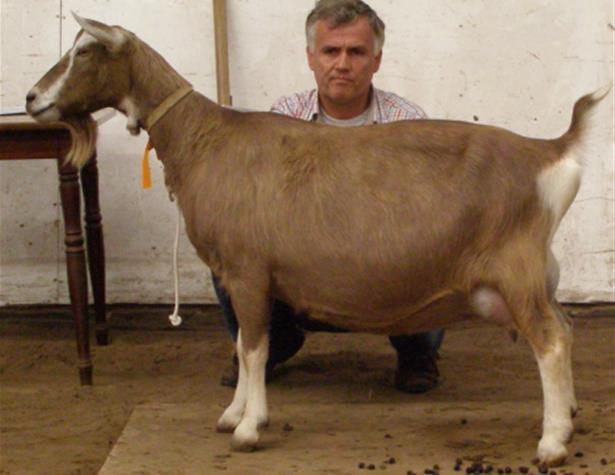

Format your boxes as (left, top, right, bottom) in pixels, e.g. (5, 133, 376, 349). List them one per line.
(26, 14, 609, 466)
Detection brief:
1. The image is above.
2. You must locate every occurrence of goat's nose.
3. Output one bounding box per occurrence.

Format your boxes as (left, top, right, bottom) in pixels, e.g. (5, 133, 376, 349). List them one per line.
(26, 91, 37, 103)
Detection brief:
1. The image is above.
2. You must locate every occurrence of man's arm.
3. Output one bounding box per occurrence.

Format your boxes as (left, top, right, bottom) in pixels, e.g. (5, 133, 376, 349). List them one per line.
(270, 90, 318, 120)
(270, 95, 298, 117)
(374, 89, 427, 123)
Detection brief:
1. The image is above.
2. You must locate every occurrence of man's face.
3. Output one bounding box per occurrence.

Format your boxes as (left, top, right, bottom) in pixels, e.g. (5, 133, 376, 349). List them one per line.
(307, 17, 382, 110)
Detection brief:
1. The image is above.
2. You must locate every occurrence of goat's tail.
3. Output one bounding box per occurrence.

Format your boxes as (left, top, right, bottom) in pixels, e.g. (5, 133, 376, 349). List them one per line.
(538, 84, 611, 244)
(559, 83, 611, 152)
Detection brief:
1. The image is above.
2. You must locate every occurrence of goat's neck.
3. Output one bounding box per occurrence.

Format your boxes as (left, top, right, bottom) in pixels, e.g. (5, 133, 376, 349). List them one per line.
(124, 40, 192, 134)
(146, 89, 225, 197)
(124, 39, 227, 196)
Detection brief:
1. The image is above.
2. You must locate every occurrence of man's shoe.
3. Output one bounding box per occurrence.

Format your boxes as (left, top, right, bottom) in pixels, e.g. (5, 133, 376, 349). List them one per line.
(394, 352, 440, 394)
(268, 325, 306, 366)
(219, 354, 241, 387)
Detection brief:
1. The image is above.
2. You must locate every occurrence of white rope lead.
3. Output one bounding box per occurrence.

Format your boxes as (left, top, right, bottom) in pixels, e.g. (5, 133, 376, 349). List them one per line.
(168, 202, 183, 327)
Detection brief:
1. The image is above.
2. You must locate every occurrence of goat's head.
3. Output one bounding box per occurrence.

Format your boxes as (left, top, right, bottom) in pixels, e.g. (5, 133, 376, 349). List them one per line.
(26, 13, 132, 124)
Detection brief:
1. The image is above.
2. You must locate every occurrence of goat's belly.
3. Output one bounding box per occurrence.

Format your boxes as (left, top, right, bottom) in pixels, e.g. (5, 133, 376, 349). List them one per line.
(284, 285, 515, 335)
(288, 290, 476, 335)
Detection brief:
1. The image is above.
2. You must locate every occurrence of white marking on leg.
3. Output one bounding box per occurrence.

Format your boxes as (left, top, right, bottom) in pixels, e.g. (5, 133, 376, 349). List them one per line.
(554, 304, 577, 416)
(231, 333, 269, 451)
(217, 331, 249, 433)
(535, 338, 574, 466)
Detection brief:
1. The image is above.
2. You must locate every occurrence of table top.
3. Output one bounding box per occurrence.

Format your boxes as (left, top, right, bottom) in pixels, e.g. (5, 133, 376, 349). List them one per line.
(0, 109, 116, 131)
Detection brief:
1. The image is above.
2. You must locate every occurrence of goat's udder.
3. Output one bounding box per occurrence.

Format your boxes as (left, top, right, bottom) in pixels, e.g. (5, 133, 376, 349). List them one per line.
(470, 287, 514, 327)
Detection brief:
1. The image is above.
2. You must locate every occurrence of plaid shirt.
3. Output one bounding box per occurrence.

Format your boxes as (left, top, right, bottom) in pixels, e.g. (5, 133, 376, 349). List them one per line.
(270, 87, 427, 123)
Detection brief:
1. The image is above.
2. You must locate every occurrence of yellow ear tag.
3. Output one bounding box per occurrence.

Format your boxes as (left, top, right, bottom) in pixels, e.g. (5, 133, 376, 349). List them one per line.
(142, 140, 153, 189)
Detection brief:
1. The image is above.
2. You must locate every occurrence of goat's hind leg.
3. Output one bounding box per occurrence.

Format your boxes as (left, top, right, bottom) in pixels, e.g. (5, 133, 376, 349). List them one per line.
(525, 300, 575, 467)
(545, 250, 577, 417)
(552, 302, 577, 418)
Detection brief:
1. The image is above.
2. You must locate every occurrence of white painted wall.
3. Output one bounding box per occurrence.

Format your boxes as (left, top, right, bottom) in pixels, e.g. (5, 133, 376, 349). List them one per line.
(1, 0, 613, 305)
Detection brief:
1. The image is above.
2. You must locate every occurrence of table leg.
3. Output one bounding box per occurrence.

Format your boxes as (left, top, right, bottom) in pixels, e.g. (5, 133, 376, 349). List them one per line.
(57, 158, 92, 385)
(81, 152, 109, 346)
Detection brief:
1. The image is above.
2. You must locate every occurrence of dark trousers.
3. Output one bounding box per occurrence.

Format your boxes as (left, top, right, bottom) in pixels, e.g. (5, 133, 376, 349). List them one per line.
(212, 273, 444, 357)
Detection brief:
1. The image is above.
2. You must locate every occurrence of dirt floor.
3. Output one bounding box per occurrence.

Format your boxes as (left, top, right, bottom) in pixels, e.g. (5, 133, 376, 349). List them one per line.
(0, 305, 614, 475)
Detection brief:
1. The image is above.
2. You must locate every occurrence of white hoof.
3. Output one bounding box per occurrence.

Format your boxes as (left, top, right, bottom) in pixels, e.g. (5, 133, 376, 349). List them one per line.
(216, 409, 243, 433)
(537, 436, 568, 467)
(231, 421, 260, 452)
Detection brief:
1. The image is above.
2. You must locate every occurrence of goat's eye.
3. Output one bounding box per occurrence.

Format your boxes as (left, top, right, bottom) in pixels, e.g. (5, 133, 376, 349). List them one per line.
(76, 49, 91, 58)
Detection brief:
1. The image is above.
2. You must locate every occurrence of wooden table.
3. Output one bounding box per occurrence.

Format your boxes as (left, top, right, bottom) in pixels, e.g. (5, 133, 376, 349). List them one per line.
(0, 111, 114, 385)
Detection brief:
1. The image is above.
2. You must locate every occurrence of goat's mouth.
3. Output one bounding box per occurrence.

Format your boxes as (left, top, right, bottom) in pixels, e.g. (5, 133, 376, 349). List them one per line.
(28, 103, 59, 121)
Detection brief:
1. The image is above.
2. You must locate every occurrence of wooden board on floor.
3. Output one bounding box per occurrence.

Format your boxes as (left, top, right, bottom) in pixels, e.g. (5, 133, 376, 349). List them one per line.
(98, 401, 613, 474)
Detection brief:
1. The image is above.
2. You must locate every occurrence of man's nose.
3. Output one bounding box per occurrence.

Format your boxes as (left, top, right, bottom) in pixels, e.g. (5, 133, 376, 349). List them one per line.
(335, 52, 350, 70)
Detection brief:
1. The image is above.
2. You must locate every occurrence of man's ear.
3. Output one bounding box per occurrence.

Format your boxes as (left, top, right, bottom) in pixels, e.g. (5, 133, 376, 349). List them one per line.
(306, 46, 316, 71)
(373, 50, 383, 74)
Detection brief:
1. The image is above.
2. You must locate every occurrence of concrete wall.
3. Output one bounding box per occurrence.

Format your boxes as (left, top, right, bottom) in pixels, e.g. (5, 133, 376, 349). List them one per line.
(1, 0, 613, 305)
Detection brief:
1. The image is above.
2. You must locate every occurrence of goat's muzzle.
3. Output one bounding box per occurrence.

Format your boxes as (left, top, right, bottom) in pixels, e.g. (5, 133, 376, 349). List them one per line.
(28, 102, 57, 119)
(25, 87, 61, 122)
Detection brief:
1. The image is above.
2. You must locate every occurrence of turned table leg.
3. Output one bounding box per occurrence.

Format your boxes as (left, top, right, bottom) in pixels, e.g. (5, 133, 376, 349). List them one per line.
(81, 152, 109, 346)
(57, 158, 92, 385)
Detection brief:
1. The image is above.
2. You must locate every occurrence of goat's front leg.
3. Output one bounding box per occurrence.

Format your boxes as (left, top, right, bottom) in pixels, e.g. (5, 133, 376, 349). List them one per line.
(231, 329, 269, 451)
(216, 282, 270, 451)
(216, 330, 250, 433)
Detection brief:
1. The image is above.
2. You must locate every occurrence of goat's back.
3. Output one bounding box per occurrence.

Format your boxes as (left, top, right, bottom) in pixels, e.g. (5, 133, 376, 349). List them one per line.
(179, 105, 563, 321)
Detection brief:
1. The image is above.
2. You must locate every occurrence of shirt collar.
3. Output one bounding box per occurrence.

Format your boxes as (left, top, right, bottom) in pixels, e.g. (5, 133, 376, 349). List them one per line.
(309, 85, 382, 124)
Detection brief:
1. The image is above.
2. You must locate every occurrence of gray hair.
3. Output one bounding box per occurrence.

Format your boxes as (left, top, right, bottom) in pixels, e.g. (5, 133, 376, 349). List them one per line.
(305, 0, 385, 55)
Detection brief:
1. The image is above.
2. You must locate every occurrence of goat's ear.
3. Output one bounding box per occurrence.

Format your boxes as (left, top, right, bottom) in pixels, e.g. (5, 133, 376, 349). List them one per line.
(72, 12, 127, 52)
